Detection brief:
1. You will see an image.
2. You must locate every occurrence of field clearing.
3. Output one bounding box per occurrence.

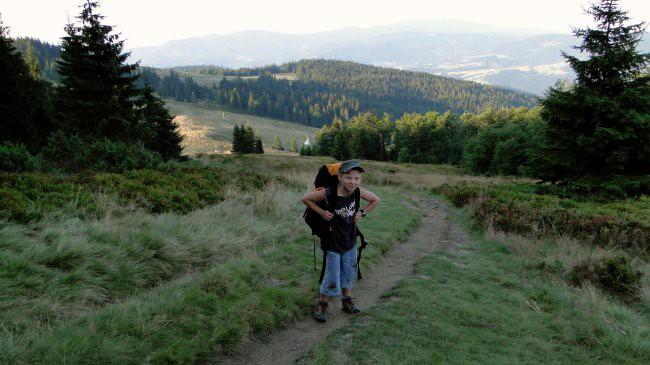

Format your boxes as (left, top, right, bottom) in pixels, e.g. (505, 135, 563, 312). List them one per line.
(165, 100, 319, 156)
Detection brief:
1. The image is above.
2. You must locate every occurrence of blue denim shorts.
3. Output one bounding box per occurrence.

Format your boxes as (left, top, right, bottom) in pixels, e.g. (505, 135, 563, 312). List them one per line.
(320, 248, 357, 297)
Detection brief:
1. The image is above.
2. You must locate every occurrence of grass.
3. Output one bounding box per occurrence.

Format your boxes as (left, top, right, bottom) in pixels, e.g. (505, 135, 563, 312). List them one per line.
(165, 100, 320, 156)
(302, 210, 650, 364)
(434, 182, 650, 254)
(0, 162, 272, 223)
(0, 156, 421, 363)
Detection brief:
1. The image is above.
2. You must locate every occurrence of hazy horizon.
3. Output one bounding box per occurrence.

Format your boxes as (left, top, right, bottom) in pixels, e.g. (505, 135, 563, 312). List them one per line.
(3, 0, 648, 49)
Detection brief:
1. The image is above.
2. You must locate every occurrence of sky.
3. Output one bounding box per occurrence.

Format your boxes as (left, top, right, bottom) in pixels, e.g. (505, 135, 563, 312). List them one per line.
(2, 0, 649, 49)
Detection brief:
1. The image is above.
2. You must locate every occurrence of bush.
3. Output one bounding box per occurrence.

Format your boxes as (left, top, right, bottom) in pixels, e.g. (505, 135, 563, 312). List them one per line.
(42, 132, 162, 172)
(434, 182, 650, 252)
(84, 139, 162, 172)
(569, 256, 643, 299)
(537, 175, 650, 201)
(0, 143, 42, 172)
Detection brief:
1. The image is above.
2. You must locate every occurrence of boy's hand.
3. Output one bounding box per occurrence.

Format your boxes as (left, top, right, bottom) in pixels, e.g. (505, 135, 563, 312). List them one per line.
(354, 211, 362, 223)
(321, 211, 334, 221)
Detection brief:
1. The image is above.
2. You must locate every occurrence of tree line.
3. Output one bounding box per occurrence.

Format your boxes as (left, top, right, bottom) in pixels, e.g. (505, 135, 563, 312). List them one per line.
(310, 0, 649, 197)
(1, 1, 183, 172)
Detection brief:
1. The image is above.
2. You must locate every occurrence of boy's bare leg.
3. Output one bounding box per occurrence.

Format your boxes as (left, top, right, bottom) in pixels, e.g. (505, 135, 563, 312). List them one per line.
(342, 288, 351, 297)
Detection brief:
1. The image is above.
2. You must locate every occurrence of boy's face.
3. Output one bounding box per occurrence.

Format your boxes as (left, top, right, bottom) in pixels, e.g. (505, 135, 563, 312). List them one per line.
(339, 170, 362, 192)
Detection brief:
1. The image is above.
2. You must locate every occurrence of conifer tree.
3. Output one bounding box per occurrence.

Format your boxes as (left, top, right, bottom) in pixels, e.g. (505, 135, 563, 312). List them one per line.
(272, 135, 284, 151)
(255, 137, 264, 154)
(242, 126, 256, 153)
(539, 0, 649, 180)
(232, 124, 242, 153)
(54, 1, 141, 142)
(139, 85, 183, 160)
(0, 15, 53, 151)
(290, 137, 298, 153)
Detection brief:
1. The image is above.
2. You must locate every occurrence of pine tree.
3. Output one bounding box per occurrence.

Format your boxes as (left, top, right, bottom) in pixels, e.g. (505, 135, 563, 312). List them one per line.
(54, 1, 141, 142)
(290, 137, 298, 153)
(272, 135, 284, 151)
(539, 0, 649, 181)
(255, 137, 264, 154)
(232, 124, 242, 153)
(242, 126, 256, 153)
(0, 15, 53, 151)
(139, 85, 183, 160)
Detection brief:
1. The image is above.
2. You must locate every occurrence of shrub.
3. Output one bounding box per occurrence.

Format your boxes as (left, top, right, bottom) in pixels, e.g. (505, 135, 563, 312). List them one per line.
(42, 132, 162, 172)
(569, 256, 643, 299)
(0, 143, 42, 172)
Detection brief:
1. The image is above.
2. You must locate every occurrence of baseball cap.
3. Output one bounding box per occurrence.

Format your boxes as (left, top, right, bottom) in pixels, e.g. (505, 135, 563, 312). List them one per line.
(339, 160, 364, 173)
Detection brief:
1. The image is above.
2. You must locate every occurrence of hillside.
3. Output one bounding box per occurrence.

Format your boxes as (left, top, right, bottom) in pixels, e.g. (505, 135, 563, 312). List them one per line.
(141, 60, 538, 128)
(166, 100, 319, 155)
(128, 21, 650, 95)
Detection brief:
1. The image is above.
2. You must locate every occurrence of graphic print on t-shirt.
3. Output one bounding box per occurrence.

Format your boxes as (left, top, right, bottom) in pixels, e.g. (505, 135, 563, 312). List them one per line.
(334, 201, 356, 223)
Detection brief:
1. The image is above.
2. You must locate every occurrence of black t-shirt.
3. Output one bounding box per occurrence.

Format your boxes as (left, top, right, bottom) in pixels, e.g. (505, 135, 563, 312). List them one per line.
(326, 188, 357, 253)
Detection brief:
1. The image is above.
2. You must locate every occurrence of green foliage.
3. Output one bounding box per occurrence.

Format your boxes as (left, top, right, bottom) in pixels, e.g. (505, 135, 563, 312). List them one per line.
(54, 1, 142, 143)
(0, 143, 42, 172)
(539, 0, 650, 181)
(0, 164, 271, 223)
(157, 60, 536, 128)
(272, 135, 284, 151)
(569, 256, 643, 299)
(42, 132, 161, 172)
(434, 182, 650, 253)
(289, 137, 298, 153)
(13, 37, 61, 82)
(0, 19, 54, 151)
(462, 107, 546, 176)
(231, 124, 259, 154)
(138, 85, 183, 160)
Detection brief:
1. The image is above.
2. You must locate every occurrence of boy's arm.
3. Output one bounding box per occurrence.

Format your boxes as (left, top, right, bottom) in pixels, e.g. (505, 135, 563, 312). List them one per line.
(301, 189, 334, 221)
(359, 188, 379, 215)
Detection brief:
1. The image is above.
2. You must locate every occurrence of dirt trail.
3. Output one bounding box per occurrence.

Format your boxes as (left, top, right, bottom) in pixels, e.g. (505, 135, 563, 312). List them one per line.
(219, 197, 470, 364)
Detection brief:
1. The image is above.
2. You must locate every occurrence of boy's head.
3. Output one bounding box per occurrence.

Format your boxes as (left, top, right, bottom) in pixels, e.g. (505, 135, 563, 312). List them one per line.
(338, 160, 364, 191)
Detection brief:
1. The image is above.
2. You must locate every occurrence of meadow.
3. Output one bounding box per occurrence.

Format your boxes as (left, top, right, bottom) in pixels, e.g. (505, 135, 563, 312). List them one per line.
(1, 154, 647, 363)
(165, 100, 319, 155)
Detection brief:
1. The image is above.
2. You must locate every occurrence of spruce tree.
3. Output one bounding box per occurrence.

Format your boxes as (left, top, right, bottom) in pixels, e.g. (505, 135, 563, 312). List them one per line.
(255, 137, 264, 154)
(0, 15, 53, 151)
(54, 1, 141, 142)
(232, 124, 242, 153)
(539, 0, 649, 181)
(272, 135, 284, 151)
(290, 137, 298, 153)
(139, 85, 183, 160)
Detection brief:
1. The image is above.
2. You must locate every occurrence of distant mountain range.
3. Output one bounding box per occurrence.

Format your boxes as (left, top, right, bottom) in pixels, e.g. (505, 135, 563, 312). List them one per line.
(131, 19, 650, 96)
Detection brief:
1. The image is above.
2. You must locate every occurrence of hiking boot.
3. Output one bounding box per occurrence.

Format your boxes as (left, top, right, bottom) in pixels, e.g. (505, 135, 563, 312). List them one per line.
(341, 296, 360, 314)
(313, 300, 328, 322)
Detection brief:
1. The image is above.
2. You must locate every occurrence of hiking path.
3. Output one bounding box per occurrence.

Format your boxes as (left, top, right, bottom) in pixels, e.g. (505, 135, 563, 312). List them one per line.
(218, 197, 470, 364)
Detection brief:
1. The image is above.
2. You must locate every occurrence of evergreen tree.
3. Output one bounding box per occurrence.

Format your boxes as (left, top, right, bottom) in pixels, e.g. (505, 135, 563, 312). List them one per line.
(255, 137, 264, 154)
(139, 85, 183, 160)
(243, 126, 256, 153)
(54, 1, 141, 142)
(290, 137, 298, 153)
(0, 15, 53, 151)
(232, 124, 242, 153)
(272, 135, 284, 151)
(24, 43, 41, 79)
(539, 0, 650, 181)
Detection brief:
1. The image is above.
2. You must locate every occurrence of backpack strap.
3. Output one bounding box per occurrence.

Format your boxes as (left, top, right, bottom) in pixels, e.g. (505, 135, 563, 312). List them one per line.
(353, 187, 367, 280)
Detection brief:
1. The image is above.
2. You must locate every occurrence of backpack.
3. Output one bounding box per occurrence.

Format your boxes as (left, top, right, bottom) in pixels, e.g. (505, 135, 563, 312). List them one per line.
(303, 163, 369, 283)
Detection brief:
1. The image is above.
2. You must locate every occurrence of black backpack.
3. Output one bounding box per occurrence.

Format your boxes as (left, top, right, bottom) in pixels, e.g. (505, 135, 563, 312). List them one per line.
(303, 163, 369, 283)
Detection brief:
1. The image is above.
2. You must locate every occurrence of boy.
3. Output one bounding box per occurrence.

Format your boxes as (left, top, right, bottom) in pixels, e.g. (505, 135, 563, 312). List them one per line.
(301, 160, 379, 322)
